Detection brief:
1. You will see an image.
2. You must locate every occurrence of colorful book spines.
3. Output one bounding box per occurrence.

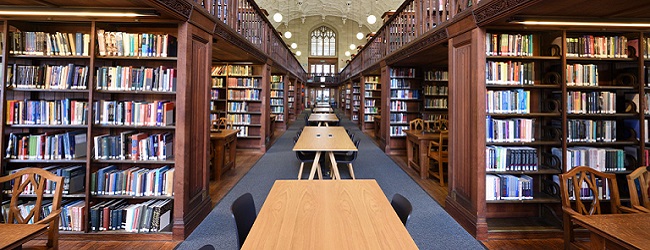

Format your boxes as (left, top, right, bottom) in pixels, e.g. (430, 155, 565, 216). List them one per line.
(6, 64, 89, 89)
(91, 165, 174, 196)
(8, 31, 90, 56)
(93, 100, 174, 127)
(6, 99, 88, 125)
(95, 66, 176, 92)
(96, 30, 177, 57)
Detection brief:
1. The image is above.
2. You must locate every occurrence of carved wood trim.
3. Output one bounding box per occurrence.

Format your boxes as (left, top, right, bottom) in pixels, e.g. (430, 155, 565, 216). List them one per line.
(473, 0, 538, 25)
(385, 29, 448, 65)
(153, 0, 193, 19)
(213, 23, 268, 63)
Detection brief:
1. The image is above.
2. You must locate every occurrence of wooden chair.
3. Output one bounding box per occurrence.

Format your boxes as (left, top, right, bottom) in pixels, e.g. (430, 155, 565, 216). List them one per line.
(0, 168, 64, 249)
(428, 118, 448, 132)
(409, 118, 425, 131)
(627, 166, 650, 213)
(428, 130, 449, 186)
(211, 118, 232, 131)
(559, 166, 641, 250)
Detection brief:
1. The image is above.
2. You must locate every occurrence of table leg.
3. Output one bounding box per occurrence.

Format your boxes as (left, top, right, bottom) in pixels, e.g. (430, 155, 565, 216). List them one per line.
(325, 122, 329, 127)
(328, 152, 341, 180)
(419, 140, 429, 179)
(308, 151, 322, 180)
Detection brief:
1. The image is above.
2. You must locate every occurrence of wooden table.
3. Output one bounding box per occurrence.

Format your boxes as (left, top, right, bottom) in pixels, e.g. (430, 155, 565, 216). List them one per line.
(315, 103, 330, 108)
(308, 113, 339, 127)
(293, 127, 356, 180)
(404, 129, 441, 179)
(312, 107, 333, 113)
(572, 213, 650, 249)
(210, 129, 239, 181)
(241, 180, 418, 250)
(0, 224, 49, 249)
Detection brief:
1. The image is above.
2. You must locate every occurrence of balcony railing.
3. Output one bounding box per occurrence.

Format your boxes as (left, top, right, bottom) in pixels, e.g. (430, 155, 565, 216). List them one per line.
(191, 0, 305, 78)
(307, 73, 339, 84)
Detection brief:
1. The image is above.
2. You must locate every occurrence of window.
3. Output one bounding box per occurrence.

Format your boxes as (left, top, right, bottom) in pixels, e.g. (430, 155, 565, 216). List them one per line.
(310, 26, 336, 56)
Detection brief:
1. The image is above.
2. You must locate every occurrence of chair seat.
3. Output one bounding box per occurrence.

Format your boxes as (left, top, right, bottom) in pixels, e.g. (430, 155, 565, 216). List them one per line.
(428, 151, 448, 160)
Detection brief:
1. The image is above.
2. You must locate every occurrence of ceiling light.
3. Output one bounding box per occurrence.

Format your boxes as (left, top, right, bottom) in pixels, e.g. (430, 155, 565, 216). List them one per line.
(367, 15, 376, 24)
(273, 13, 283, 22)
(0, 7, 159, 17)
(345, 51, 351, 57)
(356, 32, 364, 40)
(284, 31, 292, 39)
(349, 44, 356, 50)
(296, 51, 301, 56)
(291, 43, 297, 49)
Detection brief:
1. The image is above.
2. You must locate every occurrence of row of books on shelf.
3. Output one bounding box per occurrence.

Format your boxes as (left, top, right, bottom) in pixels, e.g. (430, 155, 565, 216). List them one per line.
(561, 175, 612, 200)
(6, 64, 89, 90)
(486, 89, 530, 114)
(227, 102, 249, 112)
(485, 174, 534, 201)
(485, 61, 535, 85)
(93, 132, 173, 161)
(94, 100, 175, 127)
(226, 65, 255, 76)
(566, 119, 616, 142)
(486, 117, 534, 143)
(424, 98, 448, 109)
(95, 66, 177, 92)
(210, 89, 221, 100)
(424, 85, 448, 95)
(389, 113, 409, 123)
(3, 165, 85, 195)
(227, 114, 251, 125)
(8, 31, 90, 56)
(90, 199, 172, 233)
(1, 199, 54, 224)
(485, 33, 534, 57)
(567, 91, 616, 114)
(390, 90, 420, 99)
(364, 107, 379, 114)
(389, 78, 416, 88)
(274, 114, 284, 122)
(227, 89, 260, 100)
(271, 75, 283, 82)
(365, 76, 380, 83)
(270, 82, 284, 89)
(92, 165, 174, 196)
(270, 91, 284, 98)
(389, 100, 409, 112)
(271, 107, 284, 113)
(211, 77, 224, 88)
(5, 131, 87, 160)
(351, 114, 358, 121)
(364, 115, 376, 122)
(365, 100, 376, 106)
(96, 30, 177, 57)
(389, 68, 416, 78)
(424, 70, 448, 81)
(233, 126, 249, 137)
(565, 35, 628, 58)
(364, 83, 378, 90)
(554, 147, 627, 172)
(486, 146, 538, 172)
(566, 64, 598, 86)
(389, 126, 408, 137)
(288, 97, 295, 102)
(228, 78, 260, 88)
(6, 99, 87, 125)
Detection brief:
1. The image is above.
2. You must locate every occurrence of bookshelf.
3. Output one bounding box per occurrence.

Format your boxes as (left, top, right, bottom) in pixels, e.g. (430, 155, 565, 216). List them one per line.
(362, 75, 380, 132)
(422, 69, 448, 122)
(345, 82, 352, 116)
(385, 67, 420, 154)
(0, 19, 210, 240)
(270, 75, 285, 129)
(287, 77, 296, 122)
(352, 79, 361, 123)
(210, 65, 227, 122)
(221, 64, 266, 148)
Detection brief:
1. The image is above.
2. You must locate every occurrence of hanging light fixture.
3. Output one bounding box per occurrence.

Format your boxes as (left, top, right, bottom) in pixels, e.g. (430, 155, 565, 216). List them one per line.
(349, 44, 356, 50)
(284, 30, 292, 38)
(296, 51, 302, 56)
(273, 12, 283, 22)
(345, 51, 351, 57)
(367, 0, 377, 24)
(356, 32, 364, 40)
(291, 43, 297, 49)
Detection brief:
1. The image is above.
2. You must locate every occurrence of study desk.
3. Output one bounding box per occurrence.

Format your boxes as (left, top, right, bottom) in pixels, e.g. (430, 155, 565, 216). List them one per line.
(312, 107, 334, 113)
(293, 127, 356, 180)
(404, 129, 441, 179)
(210, 129, 239, 181)
(315, 103, 330, 108)
(241, 180, 418, 250)
(308, 113, 339, 127)
(572, 213, 650, 249)
(0, 224, 49, 249)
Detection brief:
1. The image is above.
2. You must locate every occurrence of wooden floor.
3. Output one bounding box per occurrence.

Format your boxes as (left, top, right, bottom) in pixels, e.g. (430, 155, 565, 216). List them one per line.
(25, 126, 563, 249)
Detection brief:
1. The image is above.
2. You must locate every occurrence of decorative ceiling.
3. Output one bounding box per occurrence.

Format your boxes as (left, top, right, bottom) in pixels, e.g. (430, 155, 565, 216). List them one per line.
(255, 0, 404, 31)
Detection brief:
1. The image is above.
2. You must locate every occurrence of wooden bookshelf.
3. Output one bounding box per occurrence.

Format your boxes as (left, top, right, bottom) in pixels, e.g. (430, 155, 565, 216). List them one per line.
(210, 65, 228, 122)
(422, 69, 448, 122)
(351, 79, 361, 123)
(287, 77, 296, 122)
(362, 75, 381, 132)
(0, 18, 213, 241)
(383, 67, 421, 155)
(270, 75, 286, 130)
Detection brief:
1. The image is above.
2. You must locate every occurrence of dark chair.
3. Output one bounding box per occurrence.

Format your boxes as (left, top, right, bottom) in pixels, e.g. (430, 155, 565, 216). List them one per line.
(391, 193, 413, 226)
(334, 139, 360, 179)
(296, 151, 322, 179)
(198, 245, 216, 250)
(231, 193, 257, 248)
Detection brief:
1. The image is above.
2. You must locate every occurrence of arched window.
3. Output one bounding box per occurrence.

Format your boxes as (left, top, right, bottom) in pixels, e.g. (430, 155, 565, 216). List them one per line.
(310, 26, 336, 56)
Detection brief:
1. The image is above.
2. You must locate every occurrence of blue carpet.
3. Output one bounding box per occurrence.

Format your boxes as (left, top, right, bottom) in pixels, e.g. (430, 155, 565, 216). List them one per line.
(176, 111, 485, 250)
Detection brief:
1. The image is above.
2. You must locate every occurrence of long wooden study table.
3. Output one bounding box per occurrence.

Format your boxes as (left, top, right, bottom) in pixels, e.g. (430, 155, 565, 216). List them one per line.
(572, 213, 650, 249)
(404, 129, 441, 179)
(241, 180, 418, 249)
(308, 113, 339, 126)
(0, 224, 49, 249)
(312, 107, 334, 113)
(210, 129, 239, 181)
(292, 126, 355, 180)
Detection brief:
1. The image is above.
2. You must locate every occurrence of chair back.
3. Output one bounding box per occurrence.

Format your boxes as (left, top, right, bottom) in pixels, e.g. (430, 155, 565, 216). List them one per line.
(212, 118, 232, 130)
(0, 168, 64, 225)
(231, 193, 257, 248)
(627, 166, 650, 212)
(409, 118, 425, 131)
(429, 118, 449, 131)
(391, 193, 412, 226)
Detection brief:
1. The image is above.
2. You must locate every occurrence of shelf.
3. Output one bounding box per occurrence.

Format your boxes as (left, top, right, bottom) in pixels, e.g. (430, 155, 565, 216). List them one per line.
(10, 54, 91, 59)
(486, 141, 561, 146)
(229, 99, 261, 102)
(566, 56, 635, 62)
(566, 113, 636, 118)
(424, 107, 448, 110)
(7, 88, 89, 93)
(486, 192, 560, 204)
(231, 124, 261, 127)
(96, 56, 178, 61)
(389, 98, 421, 101)
(6, 159, 87, 164)
(486, 84, 560, 89)
(424, 94, 448, 97)
(389, 111, 421, 114)
(486, 55, 561, 60)
(227, 86, 262, 90)
(93, 194, 174, 199)
(566, 85, 636, 90)
(7, 124, 88, 129)
(93, 159, 175, 164)
(93, 125, 175, 130)
(239, 136, 262, 139)
(487, 112, 561, 117)
(95, 90, 176, 95)
(6, 193, 86, 198)
(227, 111, 261, 114)
(486, 168, 562, 175)
(566, 141, 637, 146)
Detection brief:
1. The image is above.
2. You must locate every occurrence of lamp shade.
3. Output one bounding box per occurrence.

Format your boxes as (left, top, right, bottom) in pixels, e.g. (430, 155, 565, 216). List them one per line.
(291, 43, 297, 49)
(284, 31, 292, 38)
(273, 13, 283, 22)
(345, 51, 351, 57)
(367, 15, 376, 24)
(349, 44, 356, 50)
(356, 32, 364, 40)
(296, 51, 302, 56)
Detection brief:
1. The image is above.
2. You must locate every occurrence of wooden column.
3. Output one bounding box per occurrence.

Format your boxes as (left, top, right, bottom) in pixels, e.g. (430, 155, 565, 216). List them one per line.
(379, 62, 389, 152)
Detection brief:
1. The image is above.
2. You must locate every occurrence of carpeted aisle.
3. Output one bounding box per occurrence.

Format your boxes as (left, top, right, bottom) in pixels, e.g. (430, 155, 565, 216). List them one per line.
(176, 111, 485, 250)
